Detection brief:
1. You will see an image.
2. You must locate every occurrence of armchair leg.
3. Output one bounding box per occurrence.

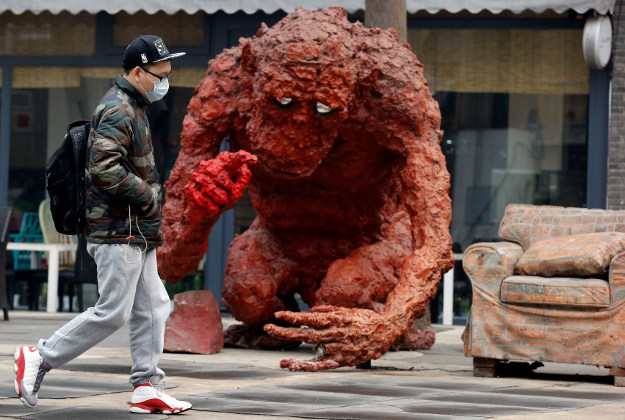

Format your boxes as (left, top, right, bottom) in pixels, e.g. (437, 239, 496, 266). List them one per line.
(609, 367, 625, 387)
(473, 357, 500, 377)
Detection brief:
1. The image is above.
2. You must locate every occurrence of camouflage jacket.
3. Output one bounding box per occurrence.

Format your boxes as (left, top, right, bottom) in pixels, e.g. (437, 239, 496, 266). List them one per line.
(84, 75, 163, 246)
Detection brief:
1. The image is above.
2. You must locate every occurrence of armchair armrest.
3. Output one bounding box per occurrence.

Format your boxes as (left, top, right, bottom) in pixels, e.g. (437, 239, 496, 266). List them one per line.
(609, 251, 625, 304)
(463, 241, 524, 298)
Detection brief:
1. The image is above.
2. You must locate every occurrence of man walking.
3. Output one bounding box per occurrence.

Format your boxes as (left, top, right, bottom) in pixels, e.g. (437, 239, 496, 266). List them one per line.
(13, 35, 191, 414)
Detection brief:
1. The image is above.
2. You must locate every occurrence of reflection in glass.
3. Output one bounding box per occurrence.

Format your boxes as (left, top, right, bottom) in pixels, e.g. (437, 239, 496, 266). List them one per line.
(434, 91, 588, 323)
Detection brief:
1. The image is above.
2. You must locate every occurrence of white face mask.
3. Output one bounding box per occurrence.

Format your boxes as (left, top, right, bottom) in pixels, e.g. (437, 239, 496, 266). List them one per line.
(140, 68, 169, 103)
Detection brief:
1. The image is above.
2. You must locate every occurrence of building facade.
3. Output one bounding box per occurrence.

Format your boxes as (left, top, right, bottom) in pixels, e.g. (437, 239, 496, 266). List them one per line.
(0, 1, 618, 320)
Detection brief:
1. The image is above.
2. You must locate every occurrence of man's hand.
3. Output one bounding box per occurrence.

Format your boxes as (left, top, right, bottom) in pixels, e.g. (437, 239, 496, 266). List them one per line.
(184, 150, 257, 220)
(264, 305, 404, 371)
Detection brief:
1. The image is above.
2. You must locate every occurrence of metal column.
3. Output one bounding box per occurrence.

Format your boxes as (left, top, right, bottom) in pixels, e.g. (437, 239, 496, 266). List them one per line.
(0, 66, 11, 207)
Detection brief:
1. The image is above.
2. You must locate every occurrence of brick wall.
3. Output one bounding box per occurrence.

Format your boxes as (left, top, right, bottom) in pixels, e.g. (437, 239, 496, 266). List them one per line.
(608, 0, 625, 209)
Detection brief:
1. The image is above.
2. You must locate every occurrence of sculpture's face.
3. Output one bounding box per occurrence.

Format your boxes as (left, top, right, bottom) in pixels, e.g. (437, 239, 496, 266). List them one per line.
(242, 44, 355, 178)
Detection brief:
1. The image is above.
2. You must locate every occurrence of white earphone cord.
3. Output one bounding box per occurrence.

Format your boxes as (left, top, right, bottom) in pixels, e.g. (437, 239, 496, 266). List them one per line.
(124, 205, 148, 264)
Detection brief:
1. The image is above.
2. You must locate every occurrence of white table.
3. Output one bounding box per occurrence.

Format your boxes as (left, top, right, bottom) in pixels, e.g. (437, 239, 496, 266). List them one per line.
(6, 242, 78, 312)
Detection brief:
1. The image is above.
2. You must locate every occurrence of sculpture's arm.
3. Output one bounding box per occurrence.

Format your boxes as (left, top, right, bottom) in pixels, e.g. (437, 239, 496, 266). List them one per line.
(157, 54, 255, 283)
(381, 136, 454, 334)
(157, 116, 222, 282)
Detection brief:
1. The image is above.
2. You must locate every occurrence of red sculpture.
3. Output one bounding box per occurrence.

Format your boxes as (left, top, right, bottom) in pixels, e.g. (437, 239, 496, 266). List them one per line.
(158, 7, 453, 371)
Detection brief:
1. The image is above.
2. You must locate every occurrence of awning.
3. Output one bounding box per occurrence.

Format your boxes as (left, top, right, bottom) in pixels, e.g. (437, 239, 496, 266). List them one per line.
(411, 0, 616, 14)
(1, 0, 617, 15)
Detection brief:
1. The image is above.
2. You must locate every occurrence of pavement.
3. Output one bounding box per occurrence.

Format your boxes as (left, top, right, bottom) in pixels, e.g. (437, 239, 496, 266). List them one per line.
(1, 311, 625, 419)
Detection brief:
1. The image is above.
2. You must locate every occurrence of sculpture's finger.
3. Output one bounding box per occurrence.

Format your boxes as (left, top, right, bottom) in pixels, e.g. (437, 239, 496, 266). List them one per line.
(200, 156, 226, 176)
(233, 163, 253, 186)
(264, 323, 339, 343)
(222, 150, 258, 175)
(183, 181, 222, 210)
(273, 310, 338, 329)
(309, 305, 342, 313)
(187, 173, 231, 206)
(279, 358, 340, 372)
(323, 342, 347, 355)
(189, 160, 224, 189)
(221, 164, 252, 205)
(239, 151, 258, 167)
(213, 172, 235, 194)
(208, 186, 231, 205)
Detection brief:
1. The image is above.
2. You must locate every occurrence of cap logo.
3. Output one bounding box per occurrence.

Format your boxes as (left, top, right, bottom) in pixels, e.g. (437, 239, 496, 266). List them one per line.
(141, 53, 148, 63)
(153, 39, 169, 57)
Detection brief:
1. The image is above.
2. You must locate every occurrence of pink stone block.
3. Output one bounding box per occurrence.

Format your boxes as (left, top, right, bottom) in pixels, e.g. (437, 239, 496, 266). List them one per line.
(164, 290, 224, 354)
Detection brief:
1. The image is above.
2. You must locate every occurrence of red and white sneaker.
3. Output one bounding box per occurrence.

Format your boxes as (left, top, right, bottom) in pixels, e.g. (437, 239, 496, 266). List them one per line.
(129, 378, 192, 414)
(13, 346, 50, 408)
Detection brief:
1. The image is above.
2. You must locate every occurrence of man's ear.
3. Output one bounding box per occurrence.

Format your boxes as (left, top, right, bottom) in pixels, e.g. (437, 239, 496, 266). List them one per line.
(131, 66, 144, 83)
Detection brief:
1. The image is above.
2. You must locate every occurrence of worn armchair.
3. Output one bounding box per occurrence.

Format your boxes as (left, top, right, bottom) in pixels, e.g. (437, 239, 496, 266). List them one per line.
(463, 204, 625, 385)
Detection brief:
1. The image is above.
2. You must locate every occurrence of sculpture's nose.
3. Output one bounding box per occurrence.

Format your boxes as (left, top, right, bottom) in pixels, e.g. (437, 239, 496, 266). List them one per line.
(292, 113, 309, 125)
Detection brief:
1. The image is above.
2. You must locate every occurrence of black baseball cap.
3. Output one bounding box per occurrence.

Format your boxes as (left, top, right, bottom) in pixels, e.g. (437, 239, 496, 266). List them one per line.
(122, 35, 186, 70)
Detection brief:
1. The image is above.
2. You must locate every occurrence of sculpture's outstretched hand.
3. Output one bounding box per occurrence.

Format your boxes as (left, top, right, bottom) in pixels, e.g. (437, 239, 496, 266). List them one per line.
(264, 305, 401, 371)
(184, 150, 257, 222)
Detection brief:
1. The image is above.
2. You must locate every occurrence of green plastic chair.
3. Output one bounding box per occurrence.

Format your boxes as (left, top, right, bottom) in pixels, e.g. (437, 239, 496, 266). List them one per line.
(9, 212, 43, 270)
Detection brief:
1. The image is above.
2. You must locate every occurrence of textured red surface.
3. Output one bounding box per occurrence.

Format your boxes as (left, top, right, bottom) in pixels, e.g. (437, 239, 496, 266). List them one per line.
(392, 327, 436, 351)
(164, 290, 224, 354)
(158, 7, 453, 370)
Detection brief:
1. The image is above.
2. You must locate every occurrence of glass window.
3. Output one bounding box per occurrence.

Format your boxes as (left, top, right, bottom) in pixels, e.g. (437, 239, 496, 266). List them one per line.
(410, 26, 589, 323)
(438, 91, 587, 249)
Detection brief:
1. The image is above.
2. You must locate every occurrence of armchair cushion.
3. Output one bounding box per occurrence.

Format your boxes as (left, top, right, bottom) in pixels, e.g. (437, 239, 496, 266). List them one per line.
(516, 232, 625, 277)
(501, 275, 610, 308)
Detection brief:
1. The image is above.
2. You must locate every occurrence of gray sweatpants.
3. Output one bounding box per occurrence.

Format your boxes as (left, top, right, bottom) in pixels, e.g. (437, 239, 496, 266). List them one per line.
(38, 243, 171, 386)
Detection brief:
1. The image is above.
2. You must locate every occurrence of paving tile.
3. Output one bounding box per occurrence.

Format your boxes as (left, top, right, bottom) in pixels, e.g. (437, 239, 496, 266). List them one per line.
(23, 407, 165, 419)
(293, 405, 464, 420)
(183, 374, 625, 419)
(0, 371, 128, 400)
(392, 401, 544, 417)
(422, 390, 596, 408)
(490, 386, 624, 400)
(289, 381, 421, 398)
(62, 359, 300, 380)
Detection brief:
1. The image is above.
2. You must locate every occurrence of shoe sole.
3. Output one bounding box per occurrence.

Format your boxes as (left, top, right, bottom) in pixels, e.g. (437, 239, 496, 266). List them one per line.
(129, 401, 192, 414)
(129, 406, 189, 414)
(129, 406, 153, 414)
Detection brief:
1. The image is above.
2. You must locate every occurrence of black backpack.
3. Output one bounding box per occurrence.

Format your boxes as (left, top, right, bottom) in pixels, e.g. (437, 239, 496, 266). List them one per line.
(45, 120, 91, 235)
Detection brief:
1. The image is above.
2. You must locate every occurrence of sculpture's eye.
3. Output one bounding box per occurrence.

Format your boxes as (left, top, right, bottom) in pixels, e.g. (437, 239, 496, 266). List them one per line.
(315, 102, 332, 115)
(275, 97, 293, 108)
